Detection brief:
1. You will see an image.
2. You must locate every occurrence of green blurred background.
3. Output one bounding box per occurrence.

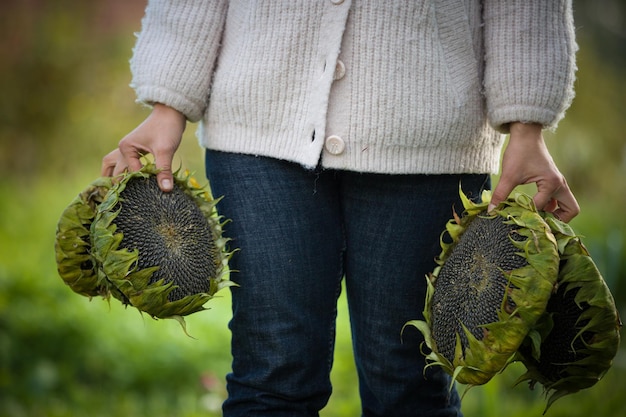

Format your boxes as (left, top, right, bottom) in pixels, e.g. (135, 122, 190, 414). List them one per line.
(0, 1, 624, 416)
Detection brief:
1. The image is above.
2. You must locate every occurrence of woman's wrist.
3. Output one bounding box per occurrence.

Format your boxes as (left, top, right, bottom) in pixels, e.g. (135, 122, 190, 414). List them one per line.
(152, 103, 186, 124)
(509, 122, 542, 140)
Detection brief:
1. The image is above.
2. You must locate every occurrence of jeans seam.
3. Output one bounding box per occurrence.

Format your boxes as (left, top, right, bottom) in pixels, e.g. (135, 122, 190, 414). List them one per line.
(326, 220, 347, 377)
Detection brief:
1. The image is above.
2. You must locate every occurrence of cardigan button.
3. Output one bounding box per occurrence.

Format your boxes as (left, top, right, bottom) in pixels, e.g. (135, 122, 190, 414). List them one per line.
(324, 135, 346, 155)
(333, 59, 346, 80)
(330, 0, 345, 4)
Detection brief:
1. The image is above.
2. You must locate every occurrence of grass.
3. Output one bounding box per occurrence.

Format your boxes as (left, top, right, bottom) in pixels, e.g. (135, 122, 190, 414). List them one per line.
(0, 175, 624, 417)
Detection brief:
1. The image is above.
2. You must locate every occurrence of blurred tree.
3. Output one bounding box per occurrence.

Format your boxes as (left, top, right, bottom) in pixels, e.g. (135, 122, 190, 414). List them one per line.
(0, 0, 146, 180)
(574, 0, 626, 69)
(0, 0, 623, 182)
(558, 0, 625, 297)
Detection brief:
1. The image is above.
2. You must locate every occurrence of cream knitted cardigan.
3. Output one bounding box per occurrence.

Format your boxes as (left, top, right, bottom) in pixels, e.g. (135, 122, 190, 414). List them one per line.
(130, 0, 577, 175)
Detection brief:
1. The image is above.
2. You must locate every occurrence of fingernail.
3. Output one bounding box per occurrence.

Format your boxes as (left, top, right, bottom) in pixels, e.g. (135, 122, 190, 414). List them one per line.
(487, 204, 495, 213)
(161, 179, 172, 190)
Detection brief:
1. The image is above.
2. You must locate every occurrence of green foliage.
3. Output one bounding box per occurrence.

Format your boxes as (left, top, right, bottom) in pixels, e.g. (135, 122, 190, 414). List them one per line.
(0, 1, 623, 416)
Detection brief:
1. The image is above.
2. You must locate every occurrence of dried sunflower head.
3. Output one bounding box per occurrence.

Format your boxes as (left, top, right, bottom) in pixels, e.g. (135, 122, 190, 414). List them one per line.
(55, 164, 235, 328)
(407, 190, 559, 386)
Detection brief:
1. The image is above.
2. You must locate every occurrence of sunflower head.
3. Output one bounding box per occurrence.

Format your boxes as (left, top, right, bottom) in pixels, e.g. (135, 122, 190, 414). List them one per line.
(407, 189, 559, 386)
(406, 188, 621, 411)
(55, 164, 235, 328)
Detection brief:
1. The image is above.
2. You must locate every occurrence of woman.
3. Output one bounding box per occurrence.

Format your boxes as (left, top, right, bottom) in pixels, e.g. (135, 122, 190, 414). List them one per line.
(102, 1, 579, 415)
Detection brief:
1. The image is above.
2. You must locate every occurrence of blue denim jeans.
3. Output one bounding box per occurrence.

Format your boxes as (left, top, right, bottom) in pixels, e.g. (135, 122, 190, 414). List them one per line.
(205, 150, 490, 417)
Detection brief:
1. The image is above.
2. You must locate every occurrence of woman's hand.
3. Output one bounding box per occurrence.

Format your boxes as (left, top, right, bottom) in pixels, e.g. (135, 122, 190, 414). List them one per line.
(488, 122, 580, 222)
(101, 103, 186, 192)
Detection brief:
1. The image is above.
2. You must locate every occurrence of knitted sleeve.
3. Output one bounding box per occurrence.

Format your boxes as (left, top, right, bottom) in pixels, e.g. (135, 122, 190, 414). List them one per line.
(483, 0, 577, 133)
(130, 0, 228, 122)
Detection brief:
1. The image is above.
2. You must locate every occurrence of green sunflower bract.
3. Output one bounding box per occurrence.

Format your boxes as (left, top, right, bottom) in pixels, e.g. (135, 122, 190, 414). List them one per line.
(406, 188, 621, 411)
(55, 164, 235, 330)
